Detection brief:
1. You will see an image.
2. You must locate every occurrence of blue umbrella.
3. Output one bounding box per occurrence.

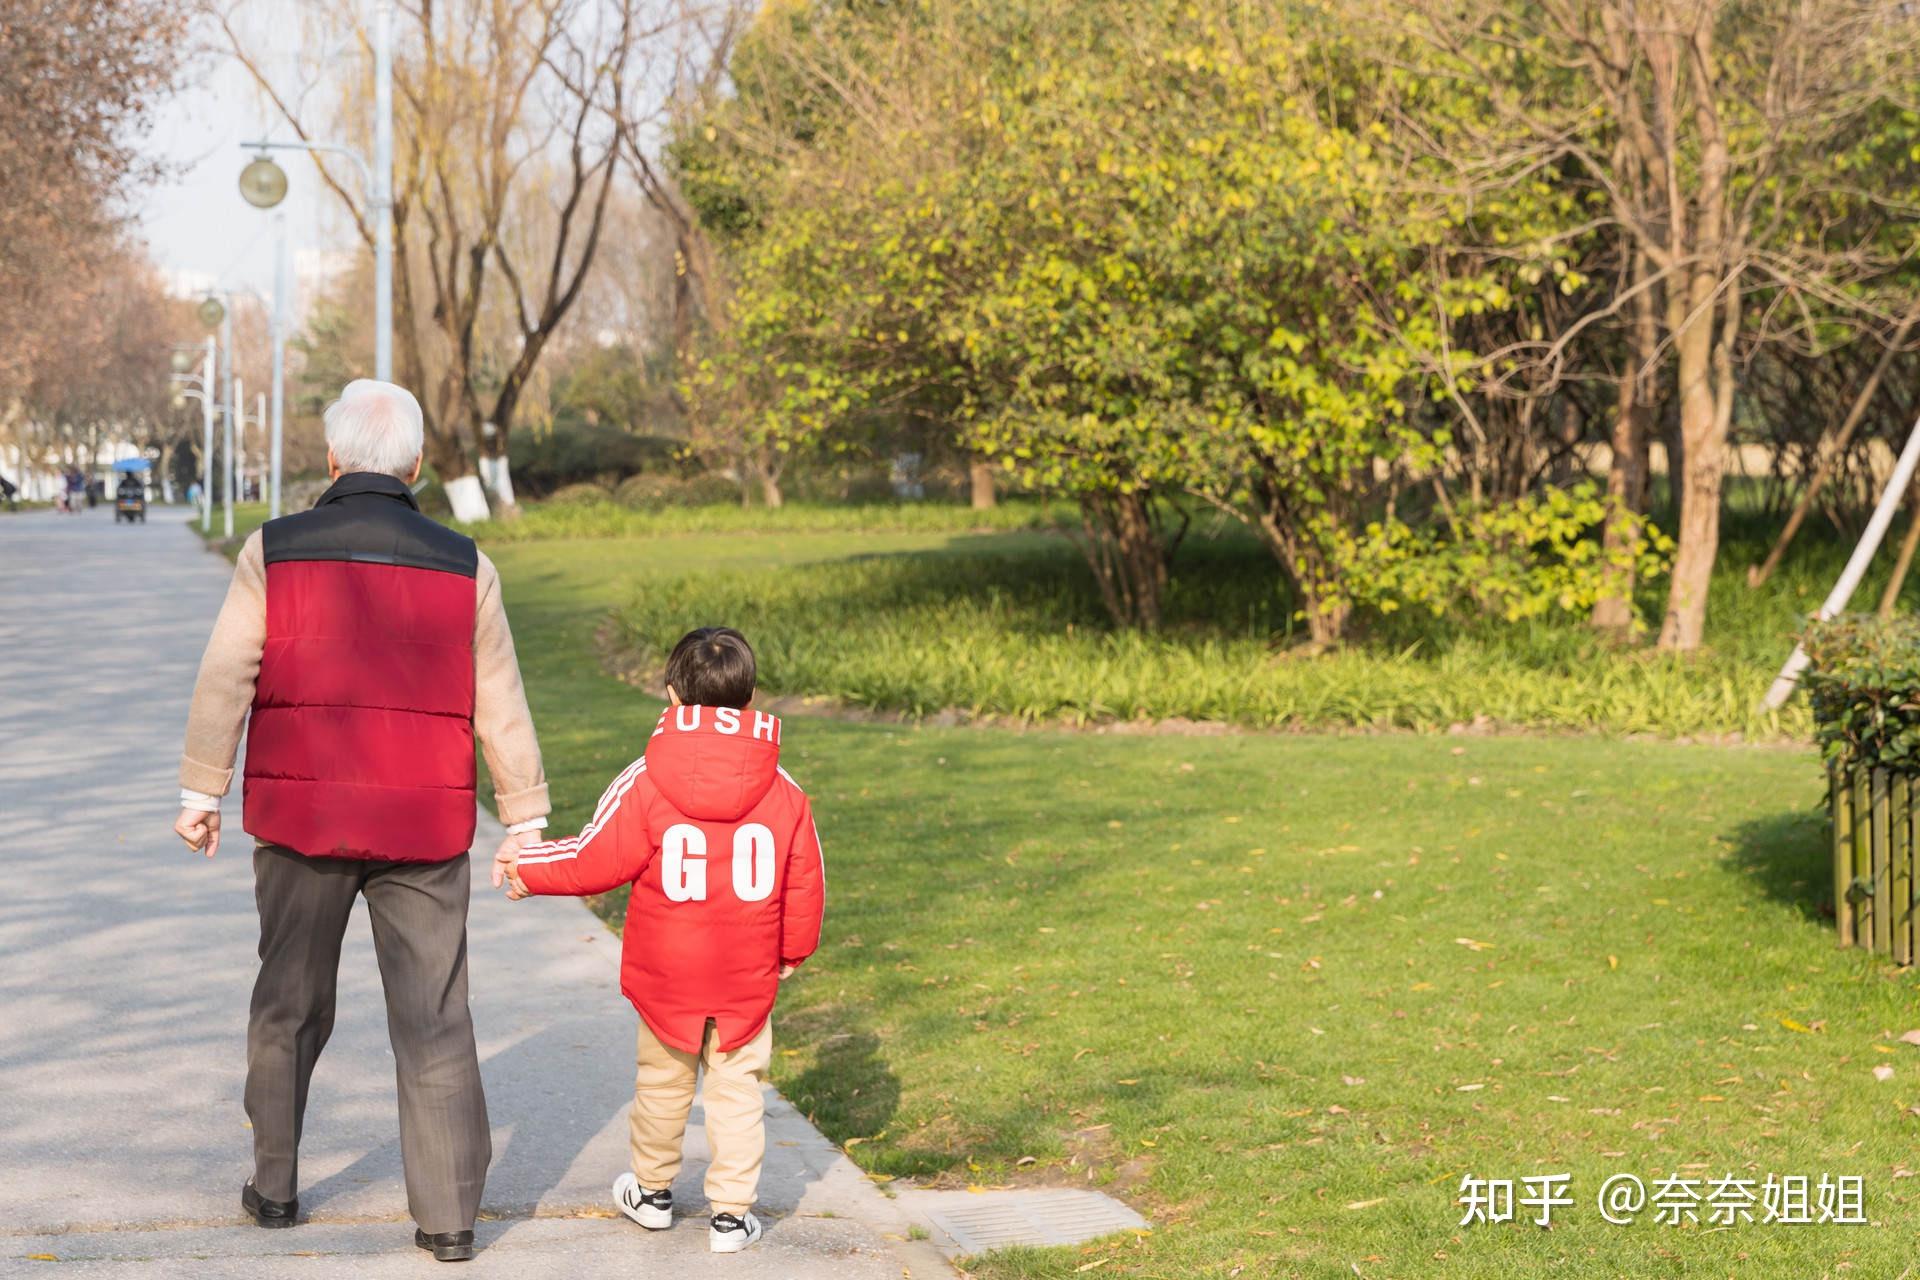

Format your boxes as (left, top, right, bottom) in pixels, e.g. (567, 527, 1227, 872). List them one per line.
(111, 458, 152, 472)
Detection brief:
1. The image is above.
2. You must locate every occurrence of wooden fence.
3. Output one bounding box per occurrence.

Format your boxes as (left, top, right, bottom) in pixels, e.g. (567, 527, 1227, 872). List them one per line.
(1831, 766, 1919, 962)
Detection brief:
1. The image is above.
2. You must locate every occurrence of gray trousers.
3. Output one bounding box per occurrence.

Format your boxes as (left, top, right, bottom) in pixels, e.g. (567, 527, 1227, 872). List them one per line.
(245, 844, 491, 1233)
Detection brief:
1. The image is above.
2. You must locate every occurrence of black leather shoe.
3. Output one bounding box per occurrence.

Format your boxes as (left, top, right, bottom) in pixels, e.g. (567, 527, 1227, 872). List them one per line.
(415, 1228, 476, 1262)
(241, 1180, 297, 1229)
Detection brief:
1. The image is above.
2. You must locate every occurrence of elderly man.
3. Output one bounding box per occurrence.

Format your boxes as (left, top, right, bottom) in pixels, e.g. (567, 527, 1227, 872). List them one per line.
(172, 380, 549, 1262)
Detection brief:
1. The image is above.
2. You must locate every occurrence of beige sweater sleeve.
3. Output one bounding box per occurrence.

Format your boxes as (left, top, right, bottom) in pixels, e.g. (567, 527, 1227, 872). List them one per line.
(179, 531, 268, 795)
(474, 550, 550, 826)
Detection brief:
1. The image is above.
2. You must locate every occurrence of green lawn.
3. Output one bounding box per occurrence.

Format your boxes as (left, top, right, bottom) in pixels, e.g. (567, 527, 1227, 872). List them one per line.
(201, 504, 1920, 1276)
(480, 531, 1919, 1279)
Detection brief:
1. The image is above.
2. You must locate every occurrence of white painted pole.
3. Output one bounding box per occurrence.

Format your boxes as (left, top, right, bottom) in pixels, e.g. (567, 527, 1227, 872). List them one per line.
(222, 305, 235, 538)
(234, 375, 246, 509)
(200, 339, 215, 532)
(1763, 411, 1920, 709)
(373, 0, 394, 383)
(255, 391, 266, 502)
(271, 211, 287, 518)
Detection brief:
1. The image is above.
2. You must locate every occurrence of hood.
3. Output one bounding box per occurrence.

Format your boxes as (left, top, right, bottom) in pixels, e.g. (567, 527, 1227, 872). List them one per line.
(643, 704, 783, 822)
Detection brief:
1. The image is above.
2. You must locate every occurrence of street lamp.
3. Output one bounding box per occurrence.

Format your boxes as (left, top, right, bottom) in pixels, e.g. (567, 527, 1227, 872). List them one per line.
(233, 0, 394, 385)
(171, 338, 217, 532)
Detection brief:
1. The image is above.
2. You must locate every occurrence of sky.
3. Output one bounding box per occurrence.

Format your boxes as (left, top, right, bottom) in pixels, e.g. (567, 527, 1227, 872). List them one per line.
(134, 12, 353, 307)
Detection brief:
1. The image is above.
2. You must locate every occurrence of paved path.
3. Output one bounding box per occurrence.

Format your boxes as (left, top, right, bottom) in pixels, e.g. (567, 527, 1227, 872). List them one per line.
(0, 509, 942, 1278)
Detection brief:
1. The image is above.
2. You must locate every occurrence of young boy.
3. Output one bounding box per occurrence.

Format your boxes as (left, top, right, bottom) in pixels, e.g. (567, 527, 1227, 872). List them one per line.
(497, 627, 824, 1253)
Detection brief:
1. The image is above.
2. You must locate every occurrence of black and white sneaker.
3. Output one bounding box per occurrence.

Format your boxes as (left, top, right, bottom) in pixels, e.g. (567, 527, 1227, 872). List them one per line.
(708, 1210, 764, 1253)
(613, 1172, 673, 1230)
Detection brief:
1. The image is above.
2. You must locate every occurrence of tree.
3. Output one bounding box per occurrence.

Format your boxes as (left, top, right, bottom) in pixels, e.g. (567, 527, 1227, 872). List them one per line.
(224, 0, 629, 520)
(0, 0, 183, 404)
(1399, 0, 1920, 648)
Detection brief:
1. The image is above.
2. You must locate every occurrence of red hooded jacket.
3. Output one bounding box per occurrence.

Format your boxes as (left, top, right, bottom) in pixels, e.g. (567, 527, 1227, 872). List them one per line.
(515, 705, 824, 1052)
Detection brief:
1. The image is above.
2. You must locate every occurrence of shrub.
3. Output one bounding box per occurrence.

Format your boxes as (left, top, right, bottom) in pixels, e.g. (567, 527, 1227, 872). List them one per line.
(1345, 484, 1673, 627)
(1803, 615, 1920, 770)
(508, 419, 678, 496)
(614, 471, 742, 509)
(546, 481, 612, 507)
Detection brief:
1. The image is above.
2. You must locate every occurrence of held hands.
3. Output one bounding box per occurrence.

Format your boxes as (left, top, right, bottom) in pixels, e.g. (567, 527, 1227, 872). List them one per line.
(491, 830, 540, 900)
(174, 808, 221, 858)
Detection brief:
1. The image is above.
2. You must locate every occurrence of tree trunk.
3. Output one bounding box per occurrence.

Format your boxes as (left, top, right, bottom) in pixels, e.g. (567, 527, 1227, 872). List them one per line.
(969, 459, 997, 510)
(759, 470, 784, 509)
(428, 432, 489, 524)
(1075, 489, 1168, 629)
(1658, 271, 1736, 651)
(1594, 257, 1658, 637)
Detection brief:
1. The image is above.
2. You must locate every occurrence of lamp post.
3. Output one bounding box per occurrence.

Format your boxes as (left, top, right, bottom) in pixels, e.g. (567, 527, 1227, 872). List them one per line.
(171, 337, 217, 532)
(236, 0, 394, 386)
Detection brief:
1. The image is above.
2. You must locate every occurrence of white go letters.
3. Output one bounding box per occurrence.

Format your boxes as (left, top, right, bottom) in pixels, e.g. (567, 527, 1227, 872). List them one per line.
(661, 822, 776, 903)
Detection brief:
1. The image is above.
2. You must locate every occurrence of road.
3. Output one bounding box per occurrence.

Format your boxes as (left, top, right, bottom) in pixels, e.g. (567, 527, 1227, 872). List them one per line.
(0, 508, 939, 1278)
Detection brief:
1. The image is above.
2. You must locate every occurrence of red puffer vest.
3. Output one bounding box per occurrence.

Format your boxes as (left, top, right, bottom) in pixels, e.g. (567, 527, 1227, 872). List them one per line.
(243, 472, 479, 862)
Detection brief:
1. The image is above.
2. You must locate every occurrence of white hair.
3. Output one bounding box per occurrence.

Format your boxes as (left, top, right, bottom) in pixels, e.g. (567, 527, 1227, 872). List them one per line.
(323, 379, 425, 477)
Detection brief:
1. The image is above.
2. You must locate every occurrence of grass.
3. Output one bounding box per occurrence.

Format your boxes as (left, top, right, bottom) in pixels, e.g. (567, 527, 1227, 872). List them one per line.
(609, 535, 1825, 738)
(196, 495, 1920, 1275)
(470, 532, 1920, 1279)
(462, 494, 1074, 541)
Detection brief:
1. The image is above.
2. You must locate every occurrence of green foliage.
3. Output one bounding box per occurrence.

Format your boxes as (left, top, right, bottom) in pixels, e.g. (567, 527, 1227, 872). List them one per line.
(1803, 614, 1920, 770)
(609, 536, 1800, 739)
(1348, 484, 1674, 627)
(674, 0, 1592, 637)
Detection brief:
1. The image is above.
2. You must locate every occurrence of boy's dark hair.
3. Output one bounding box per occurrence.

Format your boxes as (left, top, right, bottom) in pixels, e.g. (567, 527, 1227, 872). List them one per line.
(664, 627, 756, 709)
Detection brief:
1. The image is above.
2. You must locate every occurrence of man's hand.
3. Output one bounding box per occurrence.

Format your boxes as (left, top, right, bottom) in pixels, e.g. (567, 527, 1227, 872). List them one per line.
(492, 830, 540, 900)
(175, 808, 221, 858)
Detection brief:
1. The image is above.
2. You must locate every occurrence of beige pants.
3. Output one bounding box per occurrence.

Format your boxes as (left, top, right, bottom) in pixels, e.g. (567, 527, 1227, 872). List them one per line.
(630, 1017, 772, 1216)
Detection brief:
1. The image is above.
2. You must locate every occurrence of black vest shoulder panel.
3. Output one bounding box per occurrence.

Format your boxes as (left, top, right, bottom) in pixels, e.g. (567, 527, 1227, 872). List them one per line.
(262, 473, 477, 579)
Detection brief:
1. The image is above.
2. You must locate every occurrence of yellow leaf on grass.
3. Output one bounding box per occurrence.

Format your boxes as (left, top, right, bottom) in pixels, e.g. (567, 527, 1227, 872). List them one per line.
(1346, 1197, 1386, 1210)
(1607, 955, 1619, 970)
(1781, 1018, 1813, 1034)
(1075, 1261, 1112, 1273)
(1454, 937, 1495, 952)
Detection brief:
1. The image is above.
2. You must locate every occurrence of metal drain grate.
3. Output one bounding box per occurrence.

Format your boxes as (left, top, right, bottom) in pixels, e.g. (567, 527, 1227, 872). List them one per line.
(894, 1187, 1149, 1258)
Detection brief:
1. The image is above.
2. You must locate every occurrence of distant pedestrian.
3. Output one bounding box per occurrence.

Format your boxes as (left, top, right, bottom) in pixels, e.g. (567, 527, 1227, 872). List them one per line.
(64, 469, 84, 515)
(0, 473, 15, 511)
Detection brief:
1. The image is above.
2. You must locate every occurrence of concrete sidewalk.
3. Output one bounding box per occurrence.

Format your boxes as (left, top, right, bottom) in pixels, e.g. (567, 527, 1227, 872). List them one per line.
(0, 509, 943, 1277)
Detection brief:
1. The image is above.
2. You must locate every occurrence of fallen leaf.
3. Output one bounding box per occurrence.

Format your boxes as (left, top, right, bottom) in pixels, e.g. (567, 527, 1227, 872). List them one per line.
(1780, 1018, 1813, 1034)
(1455, 937, 1495, 952)
(1075, 1260, 1112, 1273)
(1607, 955, 1619, 970)
(1875, 1065, 1896, 1082)
(1346, 1197, 1386, 1210)
(1902, 1029, 1920, 1046)
(1456, 1083, 1486, 1092)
